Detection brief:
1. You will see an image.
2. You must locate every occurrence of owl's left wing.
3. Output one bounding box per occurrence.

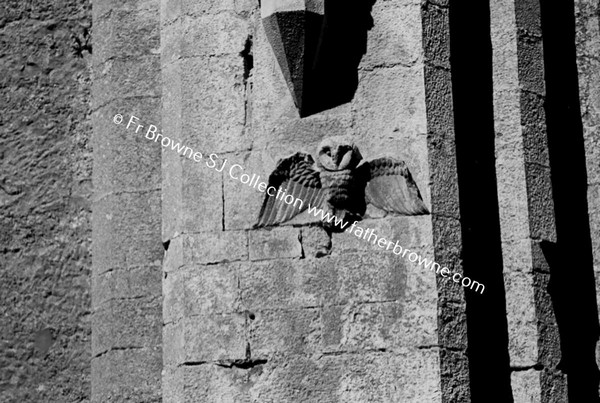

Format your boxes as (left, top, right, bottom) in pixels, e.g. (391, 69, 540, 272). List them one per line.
(254, 152, 325, 228)
(358, 157, 429, 215)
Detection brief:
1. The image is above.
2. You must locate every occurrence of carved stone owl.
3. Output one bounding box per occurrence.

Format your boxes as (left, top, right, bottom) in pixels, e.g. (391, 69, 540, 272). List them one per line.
(255, 136, 429, 230)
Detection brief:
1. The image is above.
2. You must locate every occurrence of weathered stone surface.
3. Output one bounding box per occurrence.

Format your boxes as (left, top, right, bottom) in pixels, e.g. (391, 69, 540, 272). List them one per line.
(361, 1, 423, 69)
(92, 347, 162, 403)
(503, 270, 539, 366)
(181, 55, 248, 153)
(162, 14, 250, 62)
(92, 266, 162, 310)
(163, 266, 185, 324)
(184, 264, 241, 317)
(511, 369, 542, 403)
(353, 65, 427, 139)
(92, 298, 162, 357)
(240, 254, 407, 310)
(249, 227, 303, 260)
(93, 4, 160, 66)
(0, 1, 93, 401)
(250, 308, 322, 356)
(185, 313, 248, 362)
(92, 0, 163, 401)
(183, 231, 248, 264)
(92, 192, 163, 272)
(421, 1, 450, 69)
(331, 215, 432, 253)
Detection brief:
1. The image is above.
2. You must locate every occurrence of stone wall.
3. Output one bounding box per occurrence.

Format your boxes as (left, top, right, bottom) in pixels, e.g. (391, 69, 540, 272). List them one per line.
(0, 1, 92, 401)
(4, 0, 600, 401)
(160, 0, 456, 401)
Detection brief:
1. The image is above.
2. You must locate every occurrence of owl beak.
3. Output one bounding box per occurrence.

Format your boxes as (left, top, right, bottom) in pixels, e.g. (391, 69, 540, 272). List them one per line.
(333, 152, 341, 165)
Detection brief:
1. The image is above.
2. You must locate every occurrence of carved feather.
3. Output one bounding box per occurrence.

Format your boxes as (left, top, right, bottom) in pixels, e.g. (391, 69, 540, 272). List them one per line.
(254, 152, 324, 228)
(359, 157, 429, 215)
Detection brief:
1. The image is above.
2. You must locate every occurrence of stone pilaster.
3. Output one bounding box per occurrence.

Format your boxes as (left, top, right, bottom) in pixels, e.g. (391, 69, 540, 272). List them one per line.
(575, 0, 600, 391)
(490, 0, 566, 400)
(91, 0, 163, 401)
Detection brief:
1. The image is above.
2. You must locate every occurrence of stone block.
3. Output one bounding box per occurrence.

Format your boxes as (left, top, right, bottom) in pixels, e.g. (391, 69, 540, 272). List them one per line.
(249, 350, 441, 402)
(430, 215, 462, 264)
(239, 259, 328, 310)
(163, 267, 185, 324)
(334, 349, 441, 402)
(181, 157, 224, 233)
(511, 369, 542, 403)
(92, 265, 162, 310)
(353, 65, 427, 139)
(495, 153, 532, 243)
(516, 37, 546, 95)
(163, 321, 185, 367)
(504, 270, 539, 366)
(240, 252, 409, 311)
(248, 227, 302, 261)
(362, 2, 423, 69)
(184, 313, 248, 362)
(439, 348, 471, 402)
(437, 301, 468, 350)
(331, 215, 432, 254)
(92, 347, 162, 403)
(181, 361, 265, 403)
(501, 238, 534, 273)
(515, 0, 542, 36)
(223, 150, 280, 230)
(93, 6, 161, 65)
(184, 263, 241, 317)
(162, 366, 184, 403)
(322, 301, 427, 352)
(92, 103, 162, 195)
(94, 56, 161, 109)
(421, 1, 450, 69)
(249, 308, 322, 356)
(183, 231, 248, 264)
(524, 163, 556, 241)
(163, 235, 184, 273)
(427, 137, 460, 219)
(423, 66, 454, 137)
(162, 14, 249, 62)
(92, 193, 163, 273)
(182, 55, 248, 153)
(92, 298, 162, 357)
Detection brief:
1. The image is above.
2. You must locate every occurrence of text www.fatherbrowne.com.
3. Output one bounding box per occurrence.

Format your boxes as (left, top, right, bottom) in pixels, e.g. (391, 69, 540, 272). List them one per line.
(113, 113, 485, 294)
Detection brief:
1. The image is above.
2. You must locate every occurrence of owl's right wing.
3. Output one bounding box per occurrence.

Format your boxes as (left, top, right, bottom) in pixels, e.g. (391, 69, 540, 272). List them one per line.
(359, 157, 430, 216)
(254, 152, 325, 228)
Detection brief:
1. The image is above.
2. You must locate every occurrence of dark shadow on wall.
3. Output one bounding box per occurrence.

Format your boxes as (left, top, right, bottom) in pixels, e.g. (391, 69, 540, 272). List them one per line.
(302, 0, 376, 117)
(540, 0, 600, 401)
(449, 0, 514, 401)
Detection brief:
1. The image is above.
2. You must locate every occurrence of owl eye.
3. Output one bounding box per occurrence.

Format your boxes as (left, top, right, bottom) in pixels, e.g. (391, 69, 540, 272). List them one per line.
(322, 147, 331, 156)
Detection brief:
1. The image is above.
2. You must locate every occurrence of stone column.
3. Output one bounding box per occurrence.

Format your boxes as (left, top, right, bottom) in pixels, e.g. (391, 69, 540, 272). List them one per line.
(91, 0, 163, 401)
(160, 0, 467, 401)
(421, 0, 471, 401)
(575, 0, 600, 389)
(490, 0, 566, 400)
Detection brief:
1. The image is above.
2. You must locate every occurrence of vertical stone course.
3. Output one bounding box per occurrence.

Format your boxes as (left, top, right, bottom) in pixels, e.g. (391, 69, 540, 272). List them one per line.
(421, 1, 471, 401)
(91, 0, 163, 401)
(490, 0, 566, 400)
(575, 0, 600, 395)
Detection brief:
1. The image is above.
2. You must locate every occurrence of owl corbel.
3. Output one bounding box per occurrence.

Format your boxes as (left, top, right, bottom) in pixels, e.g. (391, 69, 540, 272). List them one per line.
(254, 136, 429, 244)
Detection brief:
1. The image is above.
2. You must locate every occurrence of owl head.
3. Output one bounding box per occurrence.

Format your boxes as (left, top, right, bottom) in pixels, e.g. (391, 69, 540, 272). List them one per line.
(316, 136, 363, 171)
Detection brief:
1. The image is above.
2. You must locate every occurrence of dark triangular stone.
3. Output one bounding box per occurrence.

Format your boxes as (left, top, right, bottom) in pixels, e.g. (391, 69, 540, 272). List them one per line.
(263, 10, 325, 115)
